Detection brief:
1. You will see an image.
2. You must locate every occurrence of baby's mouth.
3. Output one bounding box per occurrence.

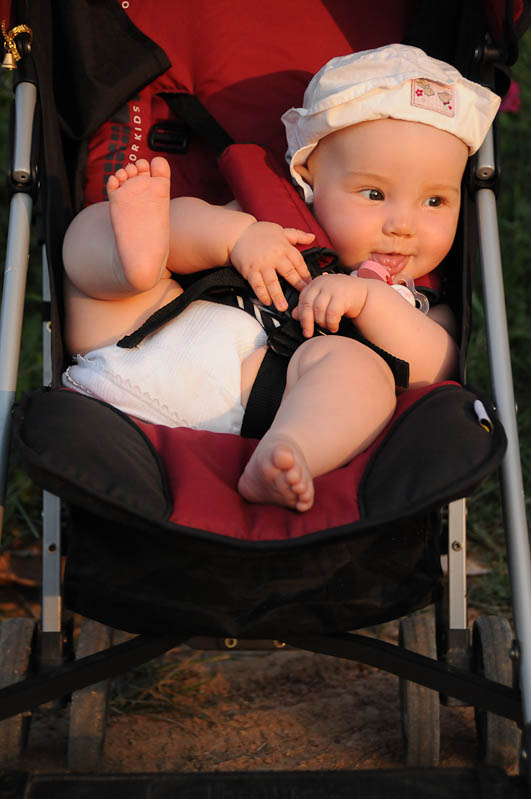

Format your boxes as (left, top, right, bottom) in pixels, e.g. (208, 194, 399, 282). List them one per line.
(370, 252, 410, 274)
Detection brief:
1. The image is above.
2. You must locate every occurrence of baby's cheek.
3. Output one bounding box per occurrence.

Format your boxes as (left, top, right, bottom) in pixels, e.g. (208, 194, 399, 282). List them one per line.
(420, 219, 456, 267)
(313, 198, 366, 266)
(434, 225, 458, 262)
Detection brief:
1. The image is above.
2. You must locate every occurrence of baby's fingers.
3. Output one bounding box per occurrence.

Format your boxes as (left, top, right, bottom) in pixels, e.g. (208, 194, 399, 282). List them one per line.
(281, 247, 313, 289)
(251, 268, 288, 311)
(322, 296, 344, 333)
(294, 293, 318, 338)
(295, 288, 344, 337)
(276, 258, 311, 293)
(283, 228, 315, 247)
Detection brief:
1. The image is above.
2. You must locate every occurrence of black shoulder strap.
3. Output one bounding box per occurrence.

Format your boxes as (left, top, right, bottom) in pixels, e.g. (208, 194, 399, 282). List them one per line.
(117, 267, 250, 348)
(117, 248, 339, 349)
(161, 93, 234, 154)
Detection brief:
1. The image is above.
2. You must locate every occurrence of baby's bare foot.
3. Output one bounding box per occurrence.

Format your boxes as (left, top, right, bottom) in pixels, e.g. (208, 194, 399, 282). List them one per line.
(107, 157, 171, 290)
(238, 437, 314, 512)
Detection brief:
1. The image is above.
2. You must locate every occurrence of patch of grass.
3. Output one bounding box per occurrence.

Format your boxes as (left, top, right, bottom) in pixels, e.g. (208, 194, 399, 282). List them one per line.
(109, 650, 225, 718)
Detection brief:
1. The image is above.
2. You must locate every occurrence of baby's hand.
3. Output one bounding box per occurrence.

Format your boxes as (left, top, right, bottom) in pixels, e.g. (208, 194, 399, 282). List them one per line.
(230, 222, 314, 311)
(292, 273, 368, 337)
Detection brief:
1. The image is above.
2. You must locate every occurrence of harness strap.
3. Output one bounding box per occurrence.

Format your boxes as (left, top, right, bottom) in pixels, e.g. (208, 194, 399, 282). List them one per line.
(117, 249, 410, 439)
(161, 92, 234, 154)
(117, 248, 339, 350)
(240, 348, 288, 439)
(117, 266, 251, 348)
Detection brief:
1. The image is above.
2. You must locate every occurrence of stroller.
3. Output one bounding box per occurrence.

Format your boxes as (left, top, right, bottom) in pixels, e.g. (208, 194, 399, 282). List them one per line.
(0, 0, 530, 794)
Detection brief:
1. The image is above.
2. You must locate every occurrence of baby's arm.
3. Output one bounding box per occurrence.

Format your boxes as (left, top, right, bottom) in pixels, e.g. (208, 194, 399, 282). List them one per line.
(63, 192, 314, 310)
(63, 160, 313, 306)
(168, 197, 314, 310)
(293, 274, 458, 386)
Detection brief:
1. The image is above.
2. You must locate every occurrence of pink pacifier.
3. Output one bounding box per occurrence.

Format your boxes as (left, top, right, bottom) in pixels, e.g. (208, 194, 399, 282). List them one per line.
(356, 260, 430, 314)
(357, 260, 393, 284)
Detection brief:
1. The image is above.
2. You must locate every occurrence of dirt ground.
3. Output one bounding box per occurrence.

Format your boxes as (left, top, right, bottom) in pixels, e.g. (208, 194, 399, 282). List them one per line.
(0, 547, 512, 776)
(21, 637, 481, 774)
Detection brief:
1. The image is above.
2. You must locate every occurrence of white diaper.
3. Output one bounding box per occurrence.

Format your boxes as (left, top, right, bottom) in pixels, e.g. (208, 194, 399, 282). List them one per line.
(62, 300, 268, 434)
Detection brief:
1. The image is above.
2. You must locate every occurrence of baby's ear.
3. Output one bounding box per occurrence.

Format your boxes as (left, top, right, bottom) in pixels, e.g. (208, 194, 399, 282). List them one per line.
(294, 163, 313, 187)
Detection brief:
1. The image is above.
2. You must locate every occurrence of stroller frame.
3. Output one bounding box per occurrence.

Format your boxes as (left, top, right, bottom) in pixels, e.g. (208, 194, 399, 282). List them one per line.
(0, 4, 529, 787)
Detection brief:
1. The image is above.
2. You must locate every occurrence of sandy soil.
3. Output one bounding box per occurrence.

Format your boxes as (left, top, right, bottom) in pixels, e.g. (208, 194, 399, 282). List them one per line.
(101, 643, 479, 774)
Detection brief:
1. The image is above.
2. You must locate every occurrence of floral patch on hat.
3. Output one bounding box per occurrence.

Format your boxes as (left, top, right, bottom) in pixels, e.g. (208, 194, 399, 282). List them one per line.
(411, 79, 455, 117)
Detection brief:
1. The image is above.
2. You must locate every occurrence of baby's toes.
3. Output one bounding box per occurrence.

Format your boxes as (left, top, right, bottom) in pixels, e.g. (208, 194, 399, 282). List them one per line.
(124, 163, 139, 178)
(106, 174, 120, 194)
(285, 463, 304, 488)
(295, 495, 314, 512)
(271, 445, 295, 472)
(295, 477, 314, 503)
(291, 477, 310, 497)
(271, 468, 292, 495)
(114, 167, 129, 184)
(150, 157, 171, 180)
(135, 158, 151, 174)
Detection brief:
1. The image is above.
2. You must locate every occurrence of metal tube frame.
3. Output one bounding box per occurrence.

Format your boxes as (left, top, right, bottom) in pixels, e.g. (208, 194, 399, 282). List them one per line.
(0, 74, 64, 641)
(0, 188, 33, 538)
(448, 498, 468, 632)
(475, 129, 531, 726)
(41, 247, 62, 635)
(0, 81, 37, 538)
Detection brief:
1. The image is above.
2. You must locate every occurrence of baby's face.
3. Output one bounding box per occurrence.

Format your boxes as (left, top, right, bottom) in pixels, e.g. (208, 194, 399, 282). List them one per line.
(296, 118, 468, 279)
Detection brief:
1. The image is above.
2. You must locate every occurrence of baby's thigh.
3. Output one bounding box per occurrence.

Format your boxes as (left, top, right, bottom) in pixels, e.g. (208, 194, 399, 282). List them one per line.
(287, 335, 396, 394)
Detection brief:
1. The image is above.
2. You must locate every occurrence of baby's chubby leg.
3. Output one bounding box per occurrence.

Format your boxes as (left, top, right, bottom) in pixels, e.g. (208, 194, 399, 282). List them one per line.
(62, 157, 171, 298)
(238, 337, 397, 511)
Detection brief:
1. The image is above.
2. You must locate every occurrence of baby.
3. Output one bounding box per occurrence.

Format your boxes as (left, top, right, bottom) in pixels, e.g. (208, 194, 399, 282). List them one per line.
(62, 44, 500, 512)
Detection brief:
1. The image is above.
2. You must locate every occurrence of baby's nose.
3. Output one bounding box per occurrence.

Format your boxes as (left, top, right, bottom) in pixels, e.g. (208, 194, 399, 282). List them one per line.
(382, 209, 415, 237)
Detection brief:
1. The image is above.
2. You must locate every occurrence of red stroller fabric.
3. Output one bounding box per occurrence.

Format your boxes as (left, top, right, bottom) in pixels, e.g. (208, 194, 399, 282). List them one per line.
(83, 0, 416, 206)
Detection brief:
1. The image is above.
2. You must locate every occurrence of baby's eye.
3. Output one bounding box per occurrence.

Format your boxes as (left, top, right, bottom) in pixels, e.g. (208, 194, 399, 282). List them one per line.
(361, 189, 384, 201)
(424, 196, 444, 207)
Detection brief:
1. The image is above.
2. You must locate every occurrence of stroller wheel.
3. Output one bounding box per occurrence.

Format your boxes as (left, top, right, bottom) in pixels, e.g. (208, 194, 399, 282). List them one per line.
(472, 615, 520, 771)
(0, 617, 37, 768)
(67, 619, 112, 771)
(399, 612, 440, 766)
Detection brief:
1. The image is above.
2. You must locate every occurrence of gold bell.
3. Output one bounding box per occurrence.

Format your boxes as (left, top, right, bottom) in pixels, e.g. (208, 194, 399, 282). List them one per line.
(1, 50, 17, 70)
(1, 21, 33, 70)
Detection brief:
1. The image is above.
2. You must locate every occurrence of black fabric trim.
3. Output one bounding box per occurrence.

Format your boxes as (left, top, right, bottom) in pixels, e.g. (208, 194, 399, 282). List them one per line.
(13, 389, 173, 525)
(358, 384, 507, 524)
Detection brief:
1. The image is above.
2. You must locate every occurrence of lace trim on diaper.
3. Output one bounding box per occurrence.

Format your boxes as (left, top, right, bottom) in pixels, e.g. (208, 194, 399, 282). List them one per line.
(65, 356, 242, 432)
